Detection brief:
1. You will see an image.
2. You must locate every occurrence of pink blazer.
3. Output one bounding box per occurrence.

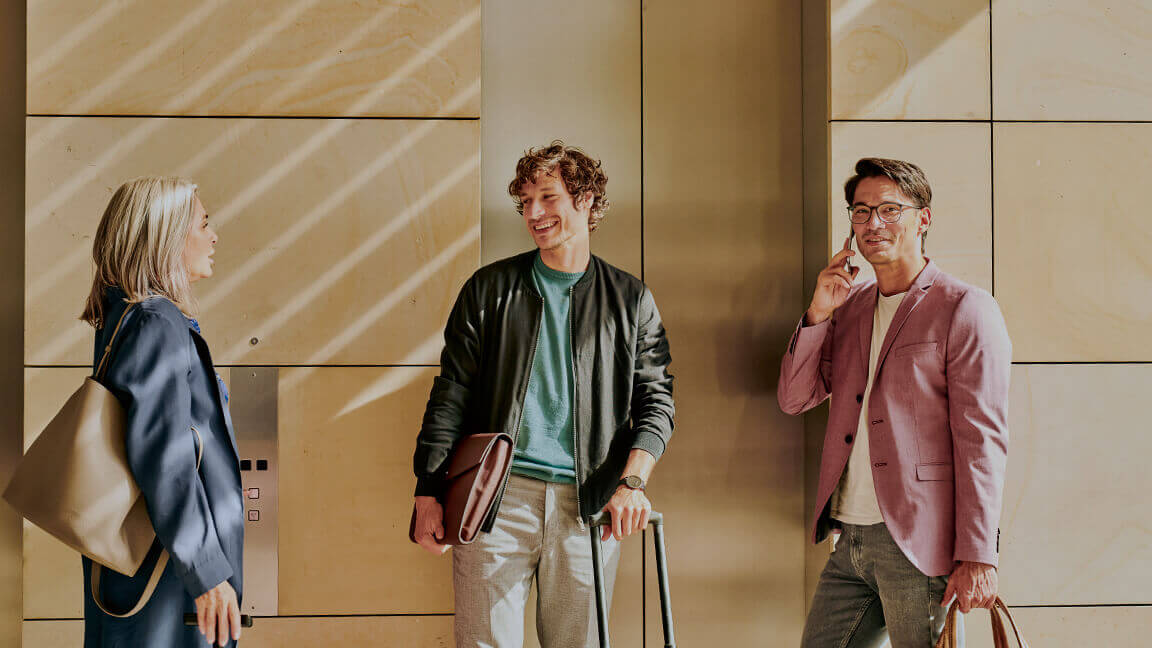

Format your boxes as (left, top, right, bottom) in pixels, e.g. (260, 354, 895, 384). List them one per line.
(778, 261, 1012, 577)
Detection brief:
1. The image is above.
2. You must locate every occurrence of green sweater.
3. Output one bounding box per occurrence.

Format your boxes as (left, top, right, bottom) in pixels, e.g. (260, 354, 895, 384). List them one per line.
(510, 253, 584, 484)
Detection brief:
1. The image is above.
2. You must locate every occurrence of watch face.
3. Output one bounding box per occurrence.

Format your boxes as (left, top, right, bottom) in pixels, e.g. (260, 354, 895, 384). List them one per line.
(623, 475, 644, 489)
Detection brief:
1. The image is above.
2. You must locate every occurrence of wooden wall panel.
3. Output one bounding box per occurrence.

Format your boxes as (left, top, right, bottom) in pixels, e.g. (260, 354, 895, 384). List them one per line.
(22, 369, 88, 620)
(993, 0, 1152, 120)
(28, 0, 480, 118)
(965, 606, 1152, 647)
(643, 1, 806, 644)
(994, 123, 1152, 362)
(999, 365, 1152, 605)
(26, 117, 479, 366)
(831, 0, 988, 119)
(277, 367, 452, 614)
(480, 0, 641, 275)
(830, 122, 993, 292)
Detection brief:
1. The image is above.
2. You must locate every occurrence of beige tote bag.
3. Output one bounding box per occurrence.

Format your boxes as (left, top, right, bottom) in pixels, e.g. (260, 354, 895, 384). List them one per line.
(3, 305, 202, 617)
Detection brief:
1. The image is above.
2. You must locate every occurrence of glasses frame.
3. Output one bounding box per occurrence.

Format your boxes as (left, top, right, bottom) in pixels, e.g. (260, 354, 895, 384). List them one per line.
(847, 202, 923, 225)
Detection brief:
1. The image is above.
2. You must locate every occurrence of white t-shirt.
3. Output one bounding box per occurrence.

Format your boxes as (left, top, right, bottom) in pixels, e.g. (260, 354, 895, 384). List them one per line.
(831, 290, 906, 525)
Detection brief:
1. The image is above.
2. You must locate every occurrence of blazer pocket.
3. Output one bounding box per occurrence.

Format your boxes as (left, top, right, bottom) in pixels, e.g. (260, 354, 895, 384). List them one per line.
(893, 341, 938, 357)
(915, 462, 954, 481)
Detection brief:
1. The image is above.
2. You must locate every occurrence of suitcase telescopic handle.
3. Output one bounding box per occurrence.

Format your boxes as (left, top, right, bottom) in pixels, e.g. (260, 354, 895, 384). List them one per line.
(587, 510, 675, 648)
(587, 510, 663, 527)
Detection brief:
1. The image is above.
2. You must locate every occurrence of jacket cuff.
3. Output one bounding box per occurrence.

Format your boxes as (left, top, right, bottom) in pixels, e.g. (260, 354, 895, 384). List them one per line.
(179, 548, 233, 599)
(414, 476, 443, 498)
(954, 547, 999, 568)
(632, 430, 667, 461)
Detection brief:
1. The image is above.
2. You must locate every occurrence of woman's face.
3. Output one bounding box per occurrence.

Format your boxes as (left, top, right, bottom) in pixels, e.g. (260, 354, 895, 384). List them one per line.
(182, 195, 218, 282)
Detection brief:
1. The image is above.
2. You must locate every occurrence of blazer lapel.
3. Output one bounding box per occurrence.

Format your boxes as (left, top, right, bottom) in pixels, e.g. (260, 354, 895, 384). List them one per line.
(856, 284, 877, 377)
(874, 260, 940, 376)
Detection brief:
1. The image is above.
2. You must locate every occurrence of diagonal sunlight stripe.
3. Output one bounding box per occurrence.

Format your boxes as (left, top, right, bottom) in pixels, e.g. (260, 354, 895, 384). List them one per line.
(326, 331, 447, 416)
(200, 4, 404, 114)
(29, 83, 479, 363)
(27, 15, 479, 309)
(216, 155, 479, 360)
(28, 1, 132, 81)
(831, 0, 875, 37)
(28, 4, 477, 240)
(27, 78, 478, 307)
(26, 0, 222, 158)
(199, 131, 479, 314)
(27, 0, 324, 225)
(28, 8, 480, 363)
(304, 224, 479, 365)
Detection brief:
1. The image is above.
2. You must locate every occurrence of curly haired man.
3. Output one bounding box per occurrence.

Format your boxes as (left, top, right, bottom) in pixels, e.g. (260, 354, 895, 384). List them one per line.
(411, 141, 676, 647)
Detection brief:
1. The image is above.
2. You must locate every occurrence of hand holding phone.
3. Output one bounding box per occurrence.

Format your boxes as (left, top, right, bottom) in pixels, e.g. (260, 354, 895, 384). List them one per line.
(806, 232, 859, 325)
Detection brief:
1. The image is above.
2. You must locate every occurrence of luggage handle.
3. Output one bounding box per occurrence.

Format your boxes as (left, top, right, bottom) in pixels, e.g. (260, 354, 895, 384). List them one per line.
(587, 511, 663, 527)
(587, 510, 675, 648)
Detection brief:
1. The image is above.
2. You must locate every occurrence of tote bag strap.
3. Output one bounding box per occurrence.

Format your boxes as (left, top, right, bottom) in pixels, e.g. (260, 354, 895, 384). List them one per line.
(94, 303, 137, 380)
(90, 425, 206, 618)
(993, 597, 1030, 648)
(935, 597, 1030, 648)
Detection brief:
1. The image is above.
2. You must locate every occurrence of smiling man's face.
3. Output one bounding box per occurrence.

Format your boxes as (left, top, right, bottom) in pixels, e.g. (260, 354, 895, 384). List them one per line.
(850, 175, 930, 271)
(518, 170, 591, 253)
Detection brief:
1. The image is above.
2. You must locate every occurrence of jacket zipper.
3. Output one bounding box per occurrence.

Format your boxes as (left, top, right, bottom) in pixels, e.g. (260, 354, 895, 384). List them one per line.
(488, 294, 543, 522)
(569, 285, 585, 531)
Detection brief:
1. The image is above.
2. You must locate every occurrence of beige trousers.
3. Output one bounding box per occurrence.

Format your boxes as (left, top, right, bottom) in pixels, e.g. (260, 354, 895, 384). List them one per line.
(452, 474, 621, 648)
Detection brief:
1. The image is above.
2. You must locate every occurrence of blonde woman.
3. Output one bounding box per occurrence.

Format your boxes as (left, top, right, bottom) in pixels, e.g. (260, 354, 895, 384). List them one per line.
(79, 177, 244, 647)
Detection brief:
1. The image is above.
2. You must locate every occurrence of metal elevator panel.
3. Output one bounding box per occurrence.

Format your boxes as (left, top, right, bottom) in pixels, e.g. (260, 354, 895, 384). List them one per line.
(229, 367, 278, 616)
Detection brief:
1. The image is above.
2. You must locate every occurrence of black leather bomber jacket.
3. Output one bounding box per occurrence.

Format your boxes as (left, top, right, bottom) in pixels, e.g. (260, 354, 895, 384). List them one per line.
(413, 251, 675, 531)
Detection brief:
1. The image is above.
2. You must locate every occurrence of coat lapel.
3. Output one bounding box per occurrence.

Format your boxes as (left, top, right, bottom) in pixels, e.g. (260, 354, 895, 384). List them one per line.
(874, 260, 940, 376)
(186, 322, 241, 462)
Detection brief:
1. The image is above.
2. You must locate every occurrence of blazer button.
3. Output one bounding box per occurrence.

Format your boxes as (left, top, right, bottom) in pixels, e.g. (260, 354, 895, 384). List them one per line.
(871, 419, 884, 425)
(856, 393, 863, 403)
(844, 434, 853, 444)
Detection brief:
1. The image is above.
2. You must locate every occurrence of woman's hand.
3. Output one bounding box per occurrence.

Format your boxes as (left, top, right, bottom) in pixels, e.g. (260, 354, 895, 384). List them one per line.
(194, 580, 241, 646)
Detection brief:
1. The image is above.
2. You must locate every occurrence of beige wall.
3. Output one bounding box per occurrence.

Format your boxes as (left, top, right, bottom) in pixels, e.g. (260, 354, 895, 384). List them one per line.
(643, 2, 806, 644)
(20, 0, 809, 646)
(483, 1, 808, 644)
(23, 2, 479, 646)
(0, 2, 24, 646)
(825, 0, 1152, 644)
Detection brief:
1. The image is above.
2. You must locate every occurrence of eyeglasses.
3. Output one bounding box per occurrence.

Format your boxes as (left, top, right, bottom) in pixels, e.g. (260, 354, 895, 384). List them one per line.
(848, 202, 922, 224)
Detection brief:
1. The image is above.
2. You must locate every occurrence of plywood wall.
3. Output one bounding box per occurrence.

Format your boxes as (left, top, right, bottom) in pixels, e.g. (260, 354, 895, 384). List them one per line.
(823, 0, 1152, 643)
(22, 2, 480, 645)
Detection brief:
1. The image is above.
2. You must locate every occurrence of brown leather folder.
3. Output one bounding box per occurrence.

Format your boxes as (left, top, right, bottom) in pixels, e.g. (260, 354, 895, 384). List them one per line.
(410, 432, 514, 545)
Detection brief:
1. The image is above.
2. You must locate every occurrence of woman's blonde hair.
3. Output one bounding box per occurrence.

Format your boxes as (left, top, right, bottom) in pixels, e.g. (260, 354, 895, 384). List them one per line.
(80, 176, 200, 328)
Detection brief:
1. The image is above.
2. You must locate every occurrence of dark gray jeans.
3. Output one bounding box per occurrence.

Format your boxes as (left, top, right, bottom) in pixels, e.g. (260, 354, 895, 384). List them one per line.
(801, 522, 959, 648)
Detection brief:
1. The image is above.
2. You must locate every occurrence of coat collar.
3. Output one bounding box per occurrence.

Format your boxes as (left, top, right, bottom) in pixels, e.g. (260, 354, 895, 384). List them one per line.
(853, 259, 940, 377)
(518, 249, 598, 296)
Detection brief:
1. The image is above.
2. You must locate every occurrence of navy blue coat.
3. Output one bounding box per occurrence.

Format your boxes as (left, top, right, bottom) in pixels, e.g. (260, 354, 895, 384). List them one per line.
(83, 289, 244, 647)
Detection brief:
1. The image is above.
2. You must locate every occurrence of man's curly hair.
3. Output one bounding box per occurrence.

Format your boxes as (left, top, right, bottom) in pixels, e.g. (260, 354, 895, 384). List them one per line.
(508, 140, 610, 232)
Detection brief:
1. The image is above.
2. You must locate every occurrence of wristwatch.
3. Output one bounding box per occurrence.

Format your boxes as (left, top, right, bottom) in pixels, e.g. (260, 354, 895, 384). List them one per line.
(617, 475, 646, 491)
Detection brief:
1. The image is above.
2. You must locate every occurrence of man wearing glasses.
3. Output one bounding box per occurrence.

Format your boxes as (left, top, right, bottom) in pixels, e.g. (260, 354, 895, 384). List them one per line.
(778, 158, 1012, 646)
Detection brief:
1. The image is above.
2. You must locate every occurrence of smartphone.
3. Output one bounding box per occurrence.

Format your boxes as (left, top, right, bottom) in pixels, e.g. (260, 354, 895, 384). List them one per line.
(843, 232, 855, 273)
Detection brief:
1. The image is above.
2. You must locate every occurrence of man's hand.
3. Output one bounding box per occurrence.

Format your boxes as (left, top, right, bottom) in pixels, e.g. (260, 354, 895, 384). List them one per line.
(412, 496, 450, 556)
(807, 235, 860, 325)
(194, 580, 241, 647)
(600, 486, 652, 541)
(942, 561, 998, 613)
